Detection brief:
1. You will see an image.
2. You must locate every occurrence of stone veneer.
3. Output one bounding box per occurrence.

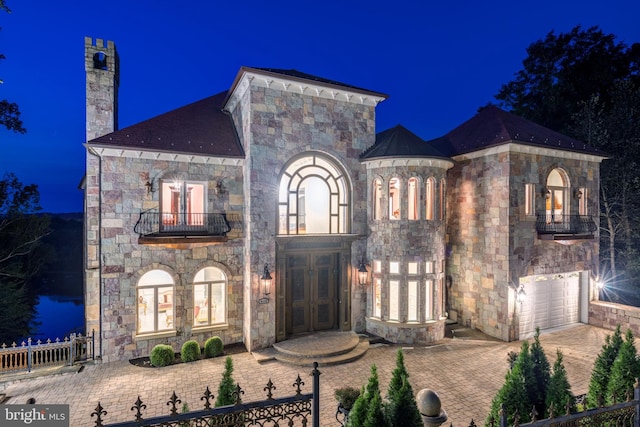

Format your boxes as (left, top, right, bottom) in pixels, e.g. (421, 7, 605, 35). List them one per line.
(446, 147, 601, 341)
(84, 154, 244, 362)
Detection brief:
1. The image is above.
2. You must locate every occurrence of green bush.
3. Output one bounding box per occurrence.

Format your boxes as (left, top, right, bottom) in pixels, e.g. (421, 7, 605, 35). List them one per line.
(216, 356, 236, 407)
(204, 336, 224, 358)
(181, 340, 201, 363)
(150, 344, 175, 367)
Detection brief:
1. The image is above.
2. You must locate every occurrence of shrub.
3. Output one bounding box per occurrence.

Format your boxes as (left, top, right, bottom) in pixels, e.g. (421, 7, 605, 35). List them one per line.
(347, 365, 381, 427)
(181, 340, 201, 363)
(545, 349, 575, 416)
(586, 324, 623, 408)
(335, 386, 360, 411)
(204, 336, 224, 358)
(385, 349, 422, 427)
(150, 344, 175, 367)
(215, 356, 237, 407)
(607, 329, 640, 404)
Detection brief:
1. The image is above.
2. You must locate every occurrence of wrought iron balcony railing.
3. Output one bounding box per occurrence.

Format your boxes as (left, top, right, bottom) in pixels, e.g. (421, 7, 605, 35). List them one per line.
(134, 209, 235, 237)
(535, 214, 597, 238)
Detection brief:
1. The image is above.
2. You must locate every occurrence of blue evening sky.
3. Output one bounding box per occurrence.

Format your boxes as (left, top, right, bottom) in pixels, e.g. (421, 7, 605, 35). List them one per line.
(1, 0, 638, 213)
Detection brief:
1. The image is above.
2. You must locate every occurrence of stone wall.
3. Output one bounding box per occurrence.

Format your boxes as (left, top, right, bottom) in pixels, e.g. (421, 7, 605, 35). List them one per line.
(589, 301, 640, 336)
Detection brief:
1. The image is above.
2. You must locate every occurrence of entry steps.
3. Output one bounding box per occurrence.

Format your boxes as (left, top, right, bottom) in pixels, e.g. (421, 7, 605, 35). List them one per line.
(252, 331, 379, 366)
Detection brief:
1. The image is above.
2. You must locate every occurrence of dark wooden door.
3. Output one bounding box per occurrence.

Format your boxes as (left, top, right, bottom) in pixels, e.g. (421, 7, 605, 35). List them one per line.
(286, 253, 337, 335)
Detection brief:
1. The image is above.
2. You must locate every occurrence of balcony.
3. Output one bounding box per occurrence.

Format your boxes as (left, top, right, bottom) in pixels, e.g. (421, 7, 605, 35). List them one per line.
(535, 214, 597, 241)
(134, 209, 242, 245)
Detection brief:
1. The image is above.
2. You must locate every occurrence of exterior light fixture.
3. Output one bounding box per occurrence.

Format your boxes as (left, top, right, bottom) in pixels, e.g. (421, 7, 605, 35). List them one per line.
(259, 264, 272, 304)
(575, 189, 583, 200)
(516, 285, 526, 304)
(145, 180, 154, 194)
(357, 259, 369, 286)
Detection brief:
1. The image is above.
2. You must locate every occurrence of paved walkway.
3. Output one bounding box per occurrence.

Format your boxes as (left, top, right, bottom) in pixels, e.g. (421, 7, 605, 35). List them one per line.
(0, 324, 613, 426)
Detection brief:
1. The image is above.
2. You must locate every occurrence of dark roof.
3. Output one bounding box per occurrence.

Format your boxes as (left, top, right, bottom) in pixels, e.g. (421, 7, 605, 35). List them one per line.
(428, 105, 606, 157)
(360, 125, 451, 160)
(87, 91, 244, 158)
(225, 67, 389, 102)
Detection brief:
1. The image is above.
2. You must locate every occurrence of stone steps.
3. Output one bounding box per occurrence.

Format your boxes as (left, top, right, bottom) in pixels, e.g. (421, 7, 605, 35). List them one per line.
(252, 331, 370, 367)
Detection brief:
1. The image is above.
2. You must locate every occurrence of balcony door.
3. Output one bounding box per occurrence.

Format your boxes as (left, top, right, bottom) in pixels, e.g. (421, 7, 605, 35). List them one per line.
(545, 169, 568, 225)
(160, 181, 206, 230)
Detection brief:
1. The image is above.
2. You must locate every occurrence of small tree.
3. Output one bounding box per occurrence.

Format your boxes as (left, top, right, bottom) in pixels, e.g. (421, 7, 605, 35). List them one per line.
(586, 324, 623, 408)
(215, 357, 236, 407)
(545, 349, 575, 416)
(384, 349, 422, 427)
(486, 341, 532, 425)
(364, 392, 387, 427)
(530, 328, 551, 416)
(347, 364, 382, 427)
(607, 329, 640, 404)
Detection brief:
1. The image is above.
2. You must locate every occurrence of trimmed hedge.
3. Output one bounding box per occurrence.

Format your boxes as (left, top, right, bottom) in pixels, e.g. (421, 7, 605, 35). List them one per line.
(181, 340, 201, 363)
(204, 336, 224, 358)
(150, 344, 175, 367)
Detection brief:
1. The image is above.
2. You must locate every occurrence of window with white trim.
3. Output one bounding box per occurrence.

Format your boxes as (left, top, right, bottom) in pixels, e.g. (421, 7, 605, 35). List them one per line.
(525, 184, 535, 216)
(439, 178, 446, 220)
(426, 177, 436, 221)
(389, 280, 399, 321)
(373, 260, 382, 318)
(193, 267, 227, 327)
(137, 270, 175, 334)
(578, 187, 587, 215)
(161, 181, 206, 229)
(425, 279, 434, 320)
(389, 178, 401, 219)
(373, 178, 383, 220)
(408, 177, 419, 220)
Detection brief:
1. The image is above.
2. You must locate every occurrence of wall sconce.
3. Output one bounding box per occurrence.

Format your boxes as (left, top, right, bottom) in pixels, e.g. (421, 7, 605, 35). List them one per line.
(258, 264, 272, 304)
(357, 259, 369, 286)
(145, 179, 154, 194)
(516, 284, 526, 304)
(575, 189, 583, 200)
(213, 180, 225, 195)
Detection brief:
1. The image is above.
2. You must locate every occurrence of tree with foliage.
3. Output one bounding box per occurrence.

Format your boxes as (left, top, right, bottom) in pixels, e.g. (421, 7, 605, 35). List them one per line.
(545, 350, 575, 416)
(486, 341, 533, 425)
(495, 25, 640, 293)
(586, 324, 623, 408)
(215, 356, 236, 407)
(384, 349, 422, 427)
(347, 364, 382, 427)
(363, 392, 386, 427)
(530, 328, 551, 417)
(0, 1, 25, 134)
(607, 329, 640, 404)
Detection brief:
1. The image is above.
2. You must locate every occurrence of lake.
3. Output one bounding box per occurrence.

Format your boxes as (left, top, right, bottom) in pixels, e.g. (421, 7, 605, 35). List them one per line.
(32, 294, 85, 341)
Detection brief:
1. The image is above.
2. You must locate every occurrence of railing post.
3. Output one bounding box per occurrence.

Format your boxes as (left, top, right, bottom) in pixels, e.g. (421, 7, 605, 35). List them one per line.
(27, 338, 32, 372)
(634, 378, 640, 427)
(499, 404, 507, 427)
(69, 333, 76, 366)
(311, 361, 320, 427)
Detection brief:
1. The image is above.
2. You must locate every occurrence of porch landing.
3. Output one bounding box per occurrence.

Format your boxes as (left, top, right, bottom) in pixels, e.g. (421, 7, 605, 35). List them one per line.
(252, 331, 371, 366)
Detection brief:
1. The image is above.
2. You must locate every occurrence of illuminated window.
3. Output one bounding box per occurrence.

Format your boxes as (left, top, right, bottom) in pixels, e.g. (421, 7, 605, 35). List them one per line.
(408, 280, 418, 322)
(425, 261, 435, 274)
(525, 184, 535, 216)
(161, 181, 206, 229)
(193, 267, 227, 327)
(373, 260, 381, 273)
(278, 154, 350, 234)
(425, 279, 433, 320)
(407, 262, 418, 275)
(373, 178, 383, 220)
(373, 277, 382, 318)
(426, 177, 436, 220)
(408, 177, 419, 220)
(389, 261, 400, 274)
(389, 280, 399, 320)
(439, 178, 446, 220)
(545, 169, 568, 224)
(389, 177, 401, 220)
(137, 270, 175, 334)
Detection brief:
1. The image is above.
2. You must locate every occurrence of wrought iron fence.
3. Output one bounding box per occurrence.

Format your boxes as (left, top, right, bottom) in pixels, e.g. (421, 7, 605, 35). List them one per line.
(91, 362, 321, 427)
(134, 209, 239, 237)
(0, 330, 94, 373)
(535, 213, 597, 236)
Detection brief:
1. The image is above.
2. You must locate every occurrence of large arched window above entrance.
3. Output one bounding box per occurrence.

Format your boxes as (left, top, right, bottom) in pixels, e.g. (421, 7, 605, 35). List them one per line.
(278, 153, 351, 235)
(545, 168, 569, 223)
(137, 269, 175, 335)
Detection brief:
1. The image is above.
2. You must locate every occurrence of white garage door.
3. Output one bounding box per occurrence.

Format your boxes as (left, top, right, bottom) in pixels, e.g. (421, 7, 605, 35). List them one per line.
(519, 272, 580, 339)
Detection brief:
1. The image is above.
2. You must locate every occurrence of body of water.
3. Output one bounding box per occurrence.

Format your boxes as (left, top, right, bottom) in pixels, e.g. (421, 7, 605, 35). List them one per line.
(32, 294, 85, 341)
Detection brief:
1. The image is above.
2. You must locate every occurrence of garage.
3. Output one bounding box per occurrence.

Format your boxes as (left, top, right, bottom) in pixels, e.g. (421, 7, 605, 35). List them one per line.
(519, 272, 581, 339)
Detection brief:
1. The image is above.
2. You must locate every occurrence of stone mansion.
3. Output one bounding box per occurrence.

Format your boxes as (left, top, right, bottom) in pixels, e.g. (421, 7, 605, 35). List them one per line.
(83, 37, 606, 362)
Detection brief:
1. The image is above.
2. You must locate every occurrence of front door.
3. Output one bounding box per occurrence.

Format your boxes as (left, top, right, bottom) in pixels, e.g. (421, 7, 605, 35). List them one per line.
(286, 252, 338, 335)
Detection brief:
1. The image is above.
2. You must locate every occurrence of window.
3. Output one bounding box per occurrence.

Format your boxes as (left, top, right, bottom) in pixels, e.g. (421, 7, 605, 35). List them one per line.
(161, 180, 206, 228)
(578, 187, 587, 215)
(193, 267, 227, 327)
(408, 177, 419, 220)
(525, 184, 535, 216)
(389, 178, 401, 219)
(425, 177, 436, 221)
(389, 280, 399, 321)
(389, 261, 400, 274)
(425, 279, 433, 320)
(439, 178, 446, 220)
(137, 270, 175, 334)
(373, 179, 383, 220)
(408, 281, 418, 322)
(425, 261, 435, 274)
(373, 260, 382, 318)
(545, 169, 568, 223)
(278, 154, 350, 234)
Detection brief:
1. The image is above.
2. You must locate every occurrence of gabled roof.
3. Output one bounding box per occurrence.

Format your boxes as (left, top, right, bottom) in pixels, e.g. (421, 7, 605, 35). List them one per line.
(428, 105, 606, 157)
(360, 125, 450, 161)
(87, 91, 244, 158)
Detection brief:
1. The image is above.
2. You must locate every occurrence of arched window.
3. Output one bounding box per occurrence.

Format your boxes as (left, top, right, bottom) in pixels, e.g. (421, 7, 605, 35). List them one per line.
(408, 177, 419, 220)
(389, 178, 401, 220)
(439, 178, 446, 220)
(372, 178, 383, 221)
(193, 267, 227, 327)
(137, 270, 174, 334)
(546, 169, 569, 223)
(425, 177, 436, 221)
(278, 154, 350, 234)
